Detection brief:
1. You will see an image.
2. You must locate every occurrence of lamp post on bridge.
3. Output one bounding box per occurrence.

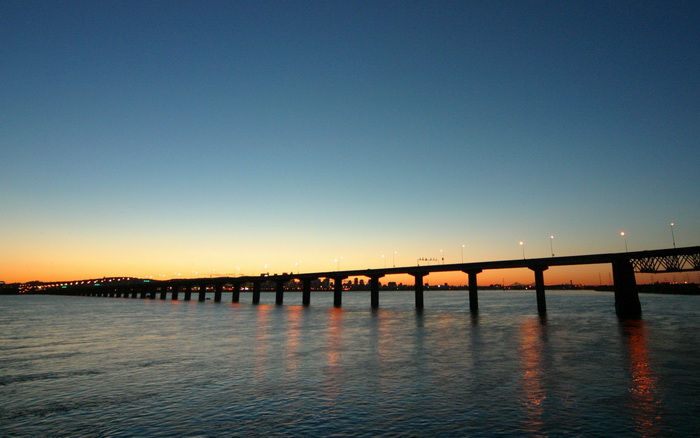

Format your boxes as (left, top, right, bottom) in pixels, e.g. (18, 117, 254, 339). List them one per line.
(461, 244, 465, 263)
(550, 235, 555, 257)
(620, 231, 628, 252)
(670, 222, 676, 248)
(519, 241, 525, 259)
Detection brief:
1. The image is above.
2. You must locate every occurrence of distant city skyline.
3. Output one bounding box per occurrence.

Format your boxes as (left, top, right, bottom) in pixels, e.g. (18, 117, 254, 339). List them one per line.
(2, 1, 698, 285)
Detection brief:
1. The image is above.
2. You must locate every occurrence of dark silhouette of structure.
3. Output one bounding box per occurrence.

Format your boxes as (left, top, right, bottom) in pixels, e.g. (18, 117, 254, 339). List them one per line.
(25, 246, 700, 319)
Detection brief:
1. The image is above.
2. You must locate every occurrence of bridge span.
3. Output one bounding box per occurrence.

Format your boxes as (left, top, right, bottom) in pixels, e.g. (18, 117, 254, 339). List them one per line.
(36, 246, 700, 318)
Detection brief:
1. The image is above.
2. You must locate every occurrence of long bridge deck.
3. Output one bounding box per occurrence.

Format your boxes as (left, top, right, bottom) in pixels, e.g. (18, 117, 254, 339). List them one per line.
(32, 245, 700, 318)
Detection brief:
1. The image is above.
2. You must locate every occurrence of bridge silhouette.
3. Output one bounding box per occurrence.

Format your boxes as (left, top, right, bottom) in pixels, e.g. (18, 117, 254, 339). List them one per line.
(35, 245, 700, 318)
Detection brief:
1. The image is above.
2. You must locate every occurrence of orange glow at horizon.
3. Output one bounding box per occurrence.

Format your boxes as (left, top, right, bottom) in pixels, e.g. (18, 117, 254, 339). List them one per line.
(5, 246, 692, 287)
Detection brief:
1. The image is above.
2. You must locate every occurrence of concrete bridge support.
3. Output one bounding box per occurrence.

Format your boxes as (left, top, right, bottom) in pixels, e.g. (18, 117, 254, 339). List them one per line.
(198, 285, 207, 302)
(370, 276, 382, 308)
(333, 277, 346, 308)
(148, 286, 157, 299)
(302, 278, 313, 306)
(252, 281, 261, 304)
(232, 283, 241, 303)
(612, 257, 641, 319)
(184, 285, 192, 301)
(464, 269, 482, 313)
(214, 284, 223, 302)
(530, 266, 548, 315)
(160, 286, 168, 300)
(412, 273, 425, 309)
(172, 286, 179, 300)
(275, 280, 285, 305)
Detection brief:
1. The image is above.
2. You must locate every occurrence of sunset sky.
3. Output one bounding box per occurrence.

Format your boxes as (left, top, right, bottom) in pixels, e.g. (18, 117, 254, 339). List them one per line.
(2, 1, 699, 286)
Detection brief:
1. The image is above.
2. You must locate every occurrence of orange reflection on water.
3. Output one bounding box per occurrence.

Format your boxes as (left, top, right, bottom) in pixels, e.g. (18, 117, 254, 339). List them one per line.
(253, 304, 273, 382)
(322, 307, 345, 406)
(622, 320, 663, 437)
(519, 317, 547, 435)
(327, 307, 344, 368)
(284, 306, 303, 377)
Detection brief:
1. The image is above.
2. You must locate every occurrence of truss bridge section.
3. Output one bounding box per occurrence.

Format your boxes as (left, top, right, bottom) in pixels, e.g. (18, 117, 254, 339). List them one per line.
(632, 251, 700, 273)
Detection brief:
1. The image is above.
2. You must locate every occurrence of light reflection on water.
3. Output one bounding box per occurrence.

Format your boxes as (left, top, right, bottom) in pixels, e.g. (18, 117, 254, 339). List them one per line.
(1, 291, 699, 436)
(519, 316, 547, 436)
(621, 320, 663, 438)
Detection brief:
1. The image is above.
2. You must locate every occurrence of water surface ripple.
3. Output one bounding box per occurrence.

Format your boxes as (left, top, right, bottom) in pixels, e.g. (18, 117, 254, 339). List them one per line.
(1, 291, 698, 436)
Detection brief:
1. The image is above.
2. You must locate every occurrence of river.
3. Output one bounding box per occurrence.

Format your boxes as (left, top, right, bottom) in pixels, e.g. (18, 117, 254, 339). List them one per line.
(1, 290, 699, 436)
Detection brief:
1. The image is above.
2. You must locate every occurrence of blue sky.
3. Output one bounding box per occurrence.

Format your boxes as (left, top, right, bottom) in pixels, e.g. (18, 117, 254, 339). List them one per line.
(2, 1, 699, 283)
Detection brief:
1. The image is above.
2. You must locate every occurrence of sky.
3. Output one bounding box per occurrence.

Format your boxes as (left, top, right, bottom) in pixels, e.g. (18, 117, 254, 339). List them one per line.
(2, 1, 699, 286)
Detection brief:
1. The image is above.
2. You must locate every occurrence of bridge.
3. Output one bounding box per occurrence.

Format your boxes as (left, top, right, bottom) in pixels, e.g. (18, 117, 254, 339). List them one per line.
(33, 245, 700, 318)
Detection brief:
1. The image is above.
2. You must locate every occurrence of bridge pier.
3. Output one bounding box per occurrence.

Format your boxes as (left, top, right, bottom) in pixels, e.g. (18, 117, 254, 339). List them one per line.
(370, 276, 382, 308)
(302, 278, 313, 306)
(612, 257, 641, 318)
(232, 283, 241, 303)
(184, 285, 192, 301)
(333, 277, 346, 308)
(148, 286, 157, 299)
(412, 273, 426, 309)
(530, 266, 548, 315)
(172, 286, 179, 300)
(275, 279, 285, 305)
(198, 285, 207, 302)
(252, 281, 261, 304)
(160, 286, 168, 300)
(464, 269, 482, 313)
(214, 284, 223, 302)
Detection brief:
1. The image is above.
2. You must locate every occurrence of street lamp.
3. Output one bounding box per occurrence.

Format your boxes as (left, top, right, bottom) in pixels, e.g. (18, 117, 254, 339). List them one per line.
(620, 232, 628, 252)
(670, 222, 676, 248)
(461, 244, 465, 263)
(440, 249, 444, 264)
(381, 254, 386, 268)
(519, 241, 525, 259)
(550, 235, 555, 257)
(393, 251, 397, 268)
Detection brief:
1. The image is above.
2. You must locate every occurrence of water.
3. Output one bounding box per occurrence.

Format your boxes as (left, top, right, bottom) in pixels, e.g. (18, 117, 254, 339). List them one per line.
(1, 291, 699, 437)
